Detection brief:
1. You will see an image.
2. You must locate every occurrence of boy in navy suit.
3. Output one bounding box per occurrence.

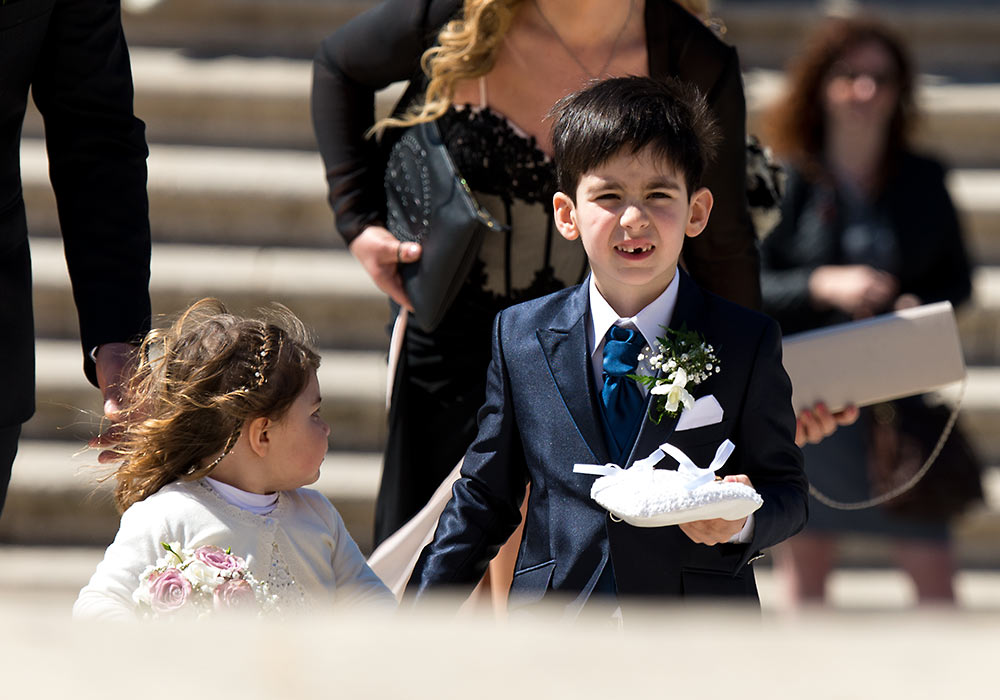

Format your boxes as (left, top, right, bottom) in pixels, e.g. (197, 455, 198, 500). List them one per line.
(409, 77, 806, 614)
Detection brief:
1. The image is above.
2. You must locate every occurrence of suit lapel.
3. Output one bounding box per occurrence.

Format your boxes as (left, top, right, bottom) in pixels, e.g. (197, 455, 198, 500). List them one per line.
(624, 271, 706, 467)
(536, 282, 611, 464)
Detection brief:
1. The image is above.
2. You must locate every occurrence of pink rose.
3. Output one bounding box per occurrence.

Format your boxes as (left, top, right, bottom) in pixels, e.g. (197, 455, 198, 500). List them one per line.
(193, 545, 245, 574)
(148, 568, 192, 614)
(213, 579, 256, 610)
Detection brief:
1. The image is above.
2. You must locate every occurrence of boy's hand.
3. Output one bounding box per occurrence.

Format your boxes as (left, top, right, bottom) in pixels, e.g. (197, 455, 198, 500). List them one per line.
(679, 474, 752, 545)
(795, 402, 859, 446)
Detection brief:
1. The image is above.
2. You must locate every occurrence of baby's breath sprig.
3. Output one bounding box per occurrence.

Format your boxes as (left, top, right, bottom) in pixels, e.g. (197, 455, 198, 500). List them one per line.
(630, 325, 721, 424)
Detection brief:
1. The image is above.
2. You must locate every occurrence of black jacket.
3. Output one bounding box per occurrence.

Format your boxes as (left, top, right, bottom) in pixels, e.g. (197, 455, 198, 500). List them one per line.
(1, 0, 151, 426)
(761, 153, 972, 334)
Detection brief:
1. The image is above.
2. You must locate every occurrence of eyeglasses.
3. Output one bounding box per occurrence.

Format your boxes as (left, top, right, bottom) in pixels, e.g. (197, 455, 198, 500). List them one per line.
(827, 61, 899, 88)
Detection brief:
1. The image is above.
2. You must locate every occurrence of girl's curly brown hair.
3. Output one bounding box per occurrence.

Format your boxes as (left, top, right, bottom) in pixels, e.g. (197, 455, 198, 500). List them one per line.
(107, 299, 320, 513)
(762, 15, 916, 178)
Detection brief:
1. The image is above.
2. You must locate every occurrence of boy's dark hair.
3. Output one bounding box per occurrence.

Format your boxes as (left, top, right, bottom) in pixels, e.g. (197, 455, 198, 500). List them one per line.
(550, 76, 720, 198)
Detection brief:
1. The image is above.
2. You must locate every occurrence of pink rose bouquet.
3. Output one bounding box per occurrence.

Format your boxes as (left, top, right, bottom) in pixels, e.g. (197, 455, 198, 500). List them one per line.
(133, 542, 275, 618)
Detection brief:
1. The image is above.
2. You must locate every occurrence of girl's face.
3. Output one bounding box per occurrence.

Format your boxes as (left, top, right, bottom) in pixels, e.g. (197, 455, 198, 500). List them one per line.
(822, 39, 900, 133)
(263, 369, 329, 491)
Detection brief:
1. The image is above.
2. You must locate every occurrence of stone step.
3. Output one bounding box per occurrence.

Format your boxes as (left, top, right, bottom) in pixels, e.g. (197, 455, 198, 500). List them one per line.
(21, 49, 407, 152)
(116, 0, 1000, 78)
(27, 339, 388, 453)
(20, 59, 1000, 173)
(3, 436, 999, 569)
(27, 321, 1000, 465)
(20, 49, 998, 166)
(4, 543, 1000, 613)
(0, 441, 382, 554)
(20, 139, 339, 248)
(120, 0, 371, 59)
(20, 137, 1000, 258)
(28, 237, 1000, 364)
(723, 1, 1000, 78)
(29, 237, 393, 350)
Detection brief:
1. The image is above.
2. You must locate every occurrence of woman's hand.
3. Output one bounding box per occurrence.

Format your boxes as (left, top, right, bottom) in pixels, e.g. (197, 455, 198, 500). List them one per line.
(795, 402, 859, 446)
(348, 225, 422, 312)
(808, 264, 898, 319)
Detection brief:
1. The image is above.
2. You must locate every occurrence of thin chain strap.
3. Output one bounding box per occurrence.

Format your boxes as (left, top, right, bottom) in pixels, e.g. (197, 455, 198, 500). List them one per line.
(809, 379, 967, 511)
(532, 0, 634, 79)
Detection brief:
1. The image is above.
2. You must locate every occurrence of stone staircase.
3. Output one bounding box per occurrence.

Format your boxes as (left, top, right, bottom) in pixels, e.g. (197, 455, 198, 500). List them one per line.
(3, 1, 1000, 570)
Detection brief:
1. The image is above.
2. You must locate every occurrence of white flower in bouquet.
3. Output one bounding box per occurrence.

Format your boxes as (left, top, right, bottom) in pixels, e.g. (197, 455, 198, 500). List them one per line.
(650, 366, 695, 415)
(133, 542, 276, 619)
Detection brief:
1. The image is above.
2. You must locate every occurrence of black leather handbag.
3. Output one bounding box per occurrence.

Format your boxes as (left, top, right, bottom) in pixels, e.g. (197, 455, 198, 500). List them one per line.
(384, 119, 504, 332)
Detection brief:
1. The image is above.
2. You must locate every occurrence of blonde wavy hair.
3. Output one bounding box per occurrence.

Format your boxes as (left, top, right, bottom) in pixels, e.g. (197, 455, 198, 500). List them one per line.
(375, 0, 714, 133)
(375, 0, 522, 132)
(106, 298, 320, 513)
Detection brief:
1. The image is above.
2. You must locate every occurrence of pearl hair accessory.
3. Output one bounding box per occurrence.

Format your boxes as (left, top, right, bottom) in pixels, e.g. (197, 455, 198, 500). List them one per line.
(193, 331, 274, 475)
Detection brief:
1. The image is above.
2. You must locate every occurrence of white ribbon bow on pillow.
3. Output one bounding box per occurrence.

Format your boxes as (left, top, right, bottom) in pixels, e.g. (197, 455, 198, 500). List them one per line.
(572, 439, 760, 527)
(574, 439, 736, 490)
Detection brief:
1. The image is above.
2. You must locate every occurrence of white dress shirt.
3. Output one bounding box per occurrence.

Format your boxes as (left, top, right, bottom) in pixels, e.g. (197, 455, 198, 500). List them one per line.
(585, 273, 754, 543)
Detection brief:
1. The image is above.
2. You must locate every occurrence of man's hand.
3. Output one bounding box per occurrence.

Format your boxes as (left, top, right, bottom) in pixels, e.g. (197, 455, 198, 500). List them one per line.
(679, 474, 752, 545)
(89, 342, 135, 462)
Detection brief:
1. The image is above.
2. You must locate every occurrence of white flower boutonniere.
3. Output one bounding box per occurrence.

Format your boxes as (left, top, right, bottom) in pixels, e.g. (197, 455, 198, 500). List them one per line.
(630, 325, 721, 424)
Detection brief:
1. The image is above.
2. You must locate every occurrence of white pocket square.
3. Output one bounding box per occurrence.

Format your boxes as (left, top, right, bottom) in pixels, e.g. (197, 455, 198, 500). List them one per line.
(674, 395, 724, 431)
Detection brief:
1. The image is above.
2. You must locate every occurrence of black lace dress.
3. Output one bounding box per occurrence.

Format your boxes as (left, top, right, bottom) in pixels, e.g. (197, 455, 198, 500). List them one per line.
(375, 107, 588, 545)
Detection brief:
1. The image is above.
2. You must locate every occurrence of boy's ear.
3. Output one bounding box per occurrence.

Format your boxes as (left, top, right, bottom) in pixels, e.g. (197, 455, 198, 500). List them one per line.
(245, 416, 273, 457)
(685, 187, 714, 239)
(552, 192, 580, 241)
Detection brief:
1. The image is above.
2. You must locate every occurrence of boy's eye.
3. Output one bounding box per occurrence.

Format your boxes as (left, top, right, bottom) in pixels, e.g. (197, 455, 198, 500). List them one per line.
(595, 192, 621, 201)
(648, 191, 672, 199)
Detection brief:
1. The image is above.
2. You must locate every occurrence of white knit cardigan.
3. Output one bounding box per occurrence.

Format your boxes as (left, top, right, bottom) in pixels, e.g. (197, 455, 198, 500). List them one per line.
(73, 479, 394, 620)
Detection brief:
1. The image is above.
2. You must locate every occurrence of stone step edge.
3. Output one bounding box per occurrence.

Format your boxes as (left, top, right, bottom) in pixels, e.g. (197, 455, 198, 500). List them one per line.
(28, 333, 1000, 416)
(29, 238, 379, 299)
(6, 442, 382, 502)
(27, 232, 1000, 305)
(32, 339, 387, 402)
(4, 543, 1000, 612)
(20, 138, 1000, 210)
(22, 51, 1000, 118)
(8, 436, 999, 510)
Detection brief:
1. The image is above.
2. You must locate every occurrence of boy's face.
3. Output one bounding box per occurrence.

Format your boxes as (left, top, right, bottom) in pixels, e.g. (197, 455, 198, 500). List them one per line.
(553, 147, 713, 316)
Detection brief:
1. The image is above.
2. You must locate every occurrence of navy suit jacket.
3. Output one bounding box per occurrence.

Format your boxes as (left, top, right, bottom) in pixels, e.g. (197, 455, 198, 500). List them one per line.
(409, 272, 806, 614)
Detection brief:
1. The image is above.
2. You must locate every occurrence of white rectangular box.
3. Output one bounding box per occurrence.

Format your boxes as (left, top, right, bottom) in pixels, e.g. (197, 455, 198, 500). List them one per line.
(781, 302, 966, 413)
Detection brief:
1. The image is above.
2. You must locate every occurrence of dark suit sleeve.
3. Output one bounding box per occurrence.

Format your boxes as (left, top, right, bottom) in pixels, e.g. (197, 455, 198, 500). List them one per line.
(407, 311, 527, 599)
(31, 0, 151, 386)
(736, 318, 808, 569)
(310, 0, 458, 244)
(681, 46, 760, 310)
(758, 169, 818, 322)
(906, 159, 973, 307)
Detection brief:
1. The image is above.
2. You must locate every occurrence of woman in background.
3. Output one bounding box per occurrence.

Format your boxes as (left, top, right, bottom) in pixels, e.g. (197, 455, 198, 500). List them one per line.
(760, 16, 973, 605)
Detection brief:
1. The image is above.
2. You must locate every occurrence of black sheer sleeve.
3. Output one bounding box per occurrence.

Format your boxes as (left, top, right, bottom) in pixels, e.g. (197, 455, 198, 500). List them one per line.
(310, 0, 460, 244)
(680, 45, 760, 310)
